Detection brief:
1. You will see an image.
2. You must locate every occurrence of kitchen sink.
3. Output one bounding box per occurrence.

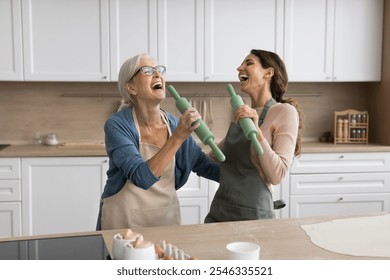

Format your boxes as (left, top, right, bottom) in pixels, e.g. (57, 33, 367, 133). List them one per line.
(0, 144, 11, 151)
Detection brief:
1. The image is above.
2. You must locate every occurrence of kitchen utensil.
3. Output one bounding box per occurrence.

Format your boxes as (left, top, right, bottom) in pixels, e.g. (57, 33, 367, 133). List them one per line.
(167, 85, 225, 162)
(227, 84, 263, 156)
(44, 133, 59, 146)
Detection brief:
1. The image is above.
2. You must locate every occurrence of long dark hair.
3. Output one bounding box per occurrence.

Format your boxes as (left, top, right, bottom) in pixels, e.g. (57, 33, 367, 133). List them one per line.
(251, 49, 303, 156)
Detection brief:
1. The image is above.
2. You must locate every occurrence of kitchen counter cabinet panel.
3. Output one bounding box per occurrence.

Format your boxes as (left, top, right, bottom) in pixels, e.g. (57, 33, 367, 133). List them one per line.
(290, 194, 390, 218)
(0, 157, 21, 179)
(177, 172, 209, 224)
(291, 152, 390, 174)
(21, 157, 108, 236)
(21, 0, 110, 81)
(0, 158, 22, 237)
(0, 0, 23, 81)
(289, 152, 390, 218)
(0, 202, 21, 237)
(284, 0, 383, 82)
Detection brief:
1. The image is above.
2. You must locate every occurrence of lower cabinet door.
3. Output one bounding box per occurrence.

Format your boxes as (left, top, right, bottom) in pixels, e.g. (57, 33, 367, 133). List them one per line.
(21, 157, 108, 235)
(179, 197, 208, 225)
(0, 202, 22, 237)
(290, 193, 390, 218)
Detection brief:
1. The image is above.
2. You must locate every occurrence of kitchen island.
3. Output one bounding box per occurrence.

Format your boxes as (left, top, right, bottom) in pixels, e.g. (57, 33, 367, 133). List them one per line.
(1, 213, 388, 260)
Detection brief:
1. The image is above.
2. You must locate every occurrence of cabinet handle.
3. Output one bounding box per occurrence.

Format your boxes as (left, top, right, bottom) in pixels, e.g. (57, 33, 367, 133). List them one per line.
(339, 155, 344, 159)
(102, 76, 107, 79)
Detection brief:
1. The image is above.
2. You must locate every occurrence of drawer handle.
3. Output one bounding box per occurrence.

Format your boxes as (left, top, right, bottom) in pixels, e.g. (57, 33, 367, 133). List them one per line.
(337, 197, 344, 201)
(338, 177, 344, 181)
(339, 155, 344, 159)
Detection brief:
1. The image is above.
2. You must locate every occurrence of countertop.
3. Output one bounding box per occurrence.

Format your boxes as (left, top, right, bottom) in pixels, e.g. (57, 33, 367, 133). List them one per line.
(0, 143, 108, 157)
(1, 141, 390, 157)
(1, 213, 388, 259)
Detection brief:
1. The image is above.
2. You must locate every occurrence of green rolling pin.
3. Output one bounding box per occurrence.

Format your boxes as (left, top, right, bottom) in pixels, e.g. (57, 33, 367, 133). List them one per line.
(226, 84, 264, 156)
(167, 85, 226, 162)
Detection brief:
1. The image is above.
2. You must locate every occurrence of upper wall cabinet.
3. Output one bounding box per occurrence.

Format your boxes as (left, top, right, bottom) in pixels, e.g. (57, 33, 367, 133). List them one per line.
(0, 0, 23, 80)
(110, 0, 283, 82)
(156, 0, 284, 82)
(204, 0, 284, 81)
(109, 0, 159, 81)
(284, 0, 384, 82)
(21, 0, 110, 81)
(156, 0, 205, 81)
(333, 0, 383, 81)
(0, 0, 384, 82)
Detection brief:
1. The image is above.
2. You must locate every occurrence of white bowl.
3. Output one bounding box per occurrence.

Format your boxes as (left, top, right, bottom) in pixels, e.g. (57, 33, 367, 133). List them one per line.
(226, 241, 260, 260)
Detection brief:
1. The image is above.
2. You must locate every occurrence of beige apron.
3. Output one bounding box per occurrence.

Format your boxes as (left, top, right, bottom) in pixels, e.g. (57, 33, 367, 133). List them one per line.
(100, 109, 181, 230)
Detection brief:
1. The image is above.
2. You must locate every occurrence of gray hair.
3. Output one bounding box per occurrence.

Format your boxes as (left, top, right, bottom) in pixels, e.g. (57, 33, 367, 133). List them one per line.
(117, 53, 154, 106)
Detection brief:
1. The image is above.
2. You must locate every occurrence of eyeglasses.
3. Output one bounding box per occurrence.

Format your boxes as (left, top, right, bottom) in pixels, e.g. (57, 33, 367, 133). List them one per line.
(128, 65, 166, 82)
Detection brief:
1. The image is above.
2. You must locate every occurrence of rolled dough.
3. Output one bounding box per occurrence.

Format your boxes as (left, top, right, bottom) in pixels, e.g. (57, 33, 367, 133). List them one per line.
(301, 213, 390, 258)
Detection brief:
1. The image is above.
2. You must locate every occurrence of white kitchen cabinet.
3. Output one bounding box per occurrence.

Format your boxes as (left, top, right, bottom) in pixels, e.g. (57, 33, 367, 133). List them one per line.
(332, 0, 383, 81)
(156, 0, 284, 82)
(0, 0, 23, 81)
(178, 197, 208, 225)
(21, 157, 108, 236)
(177, 172, 209, 224)
(204, 0, 284, 81)
(157, 0, 204, 81)
(289, 152, 390, 218)
(284, 0, 383, 82)
(0, 158, 22, 237)
(21, 0, 110, 81)
(109, 0, 158, 81)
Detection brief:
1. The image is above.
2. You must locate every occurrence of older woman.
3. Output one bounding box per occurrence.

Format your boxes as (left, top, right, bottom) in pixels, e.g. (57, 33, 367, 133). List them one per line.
(205, 49, 302, 223)
(97, 53, 219, 230)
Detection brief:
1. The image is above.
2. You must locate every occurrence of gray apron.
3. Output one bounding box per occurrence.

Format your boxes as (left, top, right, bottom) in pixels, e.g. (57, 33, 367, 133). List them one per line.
(205, 98, 275, 223)
(100, 109, 181, 229)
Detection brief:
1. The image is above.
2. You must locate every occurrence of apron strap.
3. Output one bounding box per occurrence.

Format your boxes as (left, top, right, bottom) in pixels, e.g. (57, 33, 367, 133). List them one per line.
(258, 98, 276, 126)
(132, 108, 172, 143)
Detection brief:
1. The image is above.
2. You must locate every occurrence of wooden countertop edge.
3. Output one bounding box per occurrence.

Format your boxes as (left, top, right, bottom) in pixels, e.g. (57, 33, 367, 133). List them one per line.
(0, 144, 108, 157)
(2, 213, 388, 260)
(1, 142, 390, 157)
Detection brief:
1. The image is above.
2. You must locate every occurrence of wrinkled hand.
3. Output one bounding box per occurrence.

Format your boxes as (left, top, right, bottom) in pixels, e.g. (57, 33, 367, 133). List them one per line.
(174, 108, 201, 141)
